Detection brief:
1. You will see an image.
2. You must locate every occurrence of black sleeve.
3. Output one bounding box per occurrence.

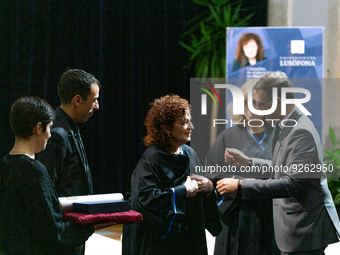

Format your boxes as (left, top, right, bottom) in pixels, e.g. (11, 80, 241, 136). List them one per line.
(31, 162, 94, 249)
(133, 160, 187, 240)
(37, 128, 67, 185)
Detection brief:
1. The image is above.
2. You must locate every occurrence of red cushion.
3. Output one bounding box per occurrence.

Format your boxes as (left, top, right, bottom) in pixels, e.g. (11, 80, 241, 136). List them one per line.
(63, 210, 143, 225)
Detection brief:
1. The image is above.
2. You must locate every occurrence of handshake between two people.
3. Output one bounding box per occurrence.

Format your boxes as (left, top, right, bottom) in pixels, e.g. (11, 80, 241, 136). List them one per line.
(184, 174, 214, 197)
(185, 148, 248, 197)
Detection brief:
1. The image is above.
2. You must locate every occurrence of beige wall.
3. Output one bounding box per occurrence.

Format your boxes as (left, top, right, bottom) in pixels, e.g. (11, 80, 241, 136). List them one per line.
(268, 0, 340, 146)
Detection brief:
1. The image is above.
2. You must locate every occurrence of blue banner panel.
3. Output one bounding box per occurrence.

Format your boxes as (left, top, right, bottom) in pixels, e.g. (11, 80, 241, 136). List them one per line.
(226, 27, 323, 137)
(227, 27, 323, 78)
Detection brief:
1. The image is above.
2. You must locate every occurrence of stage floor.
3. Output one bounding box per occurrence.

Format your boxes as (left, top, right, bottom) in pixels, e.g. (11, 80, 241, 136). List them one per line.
(85, 225, 340, 254)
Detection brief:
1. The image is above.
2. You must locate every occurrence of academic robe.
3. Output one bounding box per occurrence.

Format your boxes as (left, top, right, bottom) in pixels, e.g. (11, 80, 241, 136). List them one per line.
(122, 144, 222, 255)
(205, 125, 279, 255)
(0, 155, 93, 255)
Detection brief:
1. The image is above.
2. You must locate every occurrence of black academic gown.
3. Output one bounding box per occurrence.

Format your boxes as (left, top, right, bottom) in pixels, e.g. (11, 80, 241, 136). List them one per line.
(0, 155, 94, 255)
(205, 125, 280, 255)
(122, 144, 222, 255)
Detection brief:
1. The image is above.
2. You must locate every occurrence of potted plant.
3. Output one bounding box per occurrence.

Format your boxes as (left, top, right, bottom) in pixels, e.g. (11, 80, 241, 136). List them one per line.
(323, 126, 340, 214)
(179, 0, 254, 78)
(179, 0, 254, 146)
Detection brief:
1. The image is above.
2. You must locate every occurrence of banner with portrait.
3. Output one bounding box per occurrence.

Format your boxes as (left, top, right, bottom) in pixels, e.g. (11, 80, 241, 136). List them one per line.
(226, 27, 323, 79)
(225, 27, 323, 137)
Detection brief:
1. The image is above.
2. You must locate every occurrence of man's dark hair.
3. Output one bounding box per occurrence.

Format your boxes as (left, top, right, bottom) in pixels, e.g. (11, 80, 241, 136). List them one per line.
(10, 96, 55, 139)
(254, 71, 295, 100)
(57, 69, 101, 105)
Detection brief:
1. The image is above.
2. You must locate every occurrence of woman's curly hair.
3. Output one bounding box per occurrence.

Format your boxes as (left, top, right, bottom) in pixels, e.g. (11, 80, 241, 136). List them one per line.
(143, 95, 190, 151)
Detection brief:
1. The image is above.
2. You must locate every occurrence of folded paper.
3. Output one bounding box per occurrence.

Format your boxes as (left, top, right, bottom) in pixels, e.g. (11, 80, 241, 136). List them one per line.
(59, 193, 124, 212)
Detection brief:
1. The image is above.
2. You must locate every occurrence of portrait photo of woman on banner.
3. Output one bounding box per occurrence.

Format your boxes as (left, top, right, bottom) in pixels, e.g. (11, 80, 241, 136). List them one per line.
(231, 32, 266, 72)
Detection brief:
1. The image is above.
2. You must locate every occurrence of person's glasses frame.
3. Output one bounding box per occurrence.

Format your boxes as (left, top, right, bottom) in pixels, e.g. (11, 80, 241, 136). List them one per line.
(253, 99, 272, 109)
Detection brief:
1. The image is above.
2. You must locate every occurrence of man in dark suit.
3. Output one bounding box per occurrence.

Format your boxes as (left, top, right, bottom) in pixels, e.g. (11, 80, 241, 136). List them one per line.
(216, 71, 340, 254)
(38, 69, 100, 197)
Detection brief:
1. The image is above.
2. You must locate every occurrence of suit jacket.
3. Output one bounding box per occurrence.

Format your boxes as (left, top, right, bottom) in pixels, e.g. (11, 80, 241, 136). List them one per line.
(37, 107, 93, 197)
(241, 108, 340, 252)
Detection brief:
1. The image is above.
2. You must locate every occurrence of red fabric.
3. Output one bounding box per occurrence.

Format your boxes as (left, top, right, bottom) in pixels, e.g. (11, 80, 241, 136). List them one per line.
(62, 210, 143, 225)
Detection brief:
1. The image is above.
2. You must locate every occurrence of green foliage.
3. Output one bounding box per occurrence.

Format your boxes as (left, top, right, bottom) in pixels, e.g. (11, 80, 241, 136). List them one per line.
(179, 0, 254, 78)
(324, 126, 340, 204)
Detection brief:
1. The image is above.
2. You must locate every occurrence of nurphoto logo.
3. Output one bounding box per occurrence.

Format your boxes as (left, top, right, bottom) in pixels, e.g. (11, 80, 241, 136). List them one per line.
(200, 84, 311, 116)
(197, 82, 222, 115)
(199, 84, 312, 128)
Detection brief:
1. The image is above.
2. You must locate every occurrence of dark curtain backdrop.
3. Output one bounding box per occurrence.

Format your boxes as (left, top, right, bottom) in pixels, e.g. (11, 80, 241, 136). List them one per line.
(0, 0, 267, 196)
